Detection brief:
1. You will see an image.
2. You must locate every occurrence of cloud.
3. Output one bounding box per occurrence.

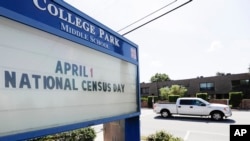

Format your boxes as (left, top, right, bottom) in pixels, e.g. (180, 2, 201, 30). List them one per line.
(207, 40, 223, 52)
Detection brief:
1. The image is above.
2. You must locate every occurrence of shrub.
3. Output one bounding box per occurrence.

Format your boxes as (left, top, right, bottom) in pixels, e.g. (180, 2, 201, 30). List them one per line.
(141, 96, 148, 102)
(168, 95, 179, 102)
(159, 87, 168, 100)
(229, 92, 243, 108)
(29, 127, 96, 141)
(146, 130, 183, 141)
(148, 96, 159, 108)
(196, 93, 208, 100)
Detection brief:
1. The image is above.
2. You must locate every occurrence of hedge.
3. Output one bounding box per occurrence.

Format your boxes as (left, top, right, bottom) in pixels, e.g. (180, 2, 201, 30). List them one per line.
(146, 130, 183, 141)
(196, 93, 208, 100)
(168, 95, 180, 102)
(28, 127, 96, 141)
(229, 92, 243, 108)
(148, 96, 159, 108)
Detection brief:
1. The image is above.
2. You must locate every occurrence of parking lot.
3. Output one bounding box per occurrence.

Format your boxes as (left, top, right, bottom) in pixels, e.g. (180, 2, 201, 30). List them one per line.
(94, 108, 250, 141)
(140, 108, 250, 141)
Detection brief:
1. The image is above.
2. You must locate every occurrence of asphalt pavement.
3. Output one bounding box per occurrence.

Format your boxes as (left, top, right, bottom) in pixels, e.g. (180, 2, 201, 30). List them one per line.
(94, 108, 250, 141)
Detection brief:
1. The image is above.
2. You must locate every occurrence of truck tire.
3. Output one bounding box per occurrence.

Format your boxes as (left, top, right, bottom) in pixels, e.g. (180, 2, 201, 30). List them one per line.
(161, 110, 171, 118)
(211, 111, 223, 121)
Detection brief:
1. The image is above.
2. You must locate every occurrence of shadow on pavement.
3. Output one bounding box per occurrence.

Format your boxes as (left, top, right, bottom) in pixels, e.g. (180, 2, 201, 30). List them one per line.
(154, 115, 235, 124)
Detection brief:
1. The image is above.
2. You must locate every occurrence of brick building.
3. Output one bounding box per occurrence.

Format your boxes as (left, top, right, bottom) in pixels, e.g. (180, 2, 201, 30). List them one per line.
(140, 73, 250, 99)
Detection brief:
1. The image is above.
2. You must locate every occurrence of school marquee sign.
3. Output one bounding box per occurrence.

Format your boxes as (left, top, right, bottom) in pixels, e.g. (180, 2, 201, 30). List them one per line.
(0, 0, 139, 140)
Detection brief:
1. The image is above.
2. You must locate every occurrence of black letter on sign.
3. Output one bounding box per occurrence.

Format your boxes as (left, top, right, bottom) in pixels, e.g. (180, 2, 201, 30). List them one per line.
(20, 73, 31, 88)
(55, 60, 63, 74)
(5, 71, 16, 88)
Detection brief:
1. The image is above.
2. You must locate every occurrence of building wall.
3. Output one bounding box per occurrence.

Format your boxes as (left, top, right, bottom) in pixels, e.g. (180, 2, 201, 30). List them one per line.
(140, 73, 250, 99)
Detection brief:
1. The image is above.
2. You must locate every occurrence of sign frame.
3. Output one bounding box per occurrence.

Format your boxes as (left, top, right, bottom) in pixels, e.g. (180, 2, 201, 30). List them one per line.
(0, 0, 140, 140)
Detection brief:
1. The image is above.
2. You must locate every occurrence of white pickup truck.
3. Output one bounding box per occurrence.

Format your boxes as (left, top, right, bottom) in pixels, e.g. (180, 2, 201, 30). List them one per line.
(153, 97, 232, 121)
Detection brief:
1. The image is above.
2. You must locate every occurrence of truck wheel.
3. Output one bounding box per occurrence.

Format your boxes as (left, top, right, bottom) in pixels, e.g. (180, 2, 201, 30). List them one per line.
(211, 111, 223, 121)
(161, 110, 170, 118)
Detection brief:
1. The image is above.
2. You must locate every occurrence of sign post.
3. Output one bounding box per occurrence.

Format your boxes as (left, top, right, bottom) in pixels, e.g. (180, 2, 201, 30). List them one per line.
(0, 0, 140, 140)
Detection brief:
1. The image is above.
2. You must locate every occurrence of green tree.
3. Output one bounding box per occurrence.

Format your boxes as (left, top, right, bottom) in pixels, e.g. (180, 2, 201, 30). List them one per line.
(160, 85, 187, 100)
(150, 73, 170, 82)
(159, 87, 168, 100)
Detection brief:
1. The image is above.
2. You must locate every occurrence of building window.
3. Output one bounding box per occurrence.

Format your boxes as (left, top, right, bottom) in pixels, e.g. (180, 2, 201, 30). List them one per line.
(240, 79, 250, 85)
(141, 87, 149, 95)
(231, 79, 250, 98)
(200, 82, 215, 91)
(232, 79, 250, 87)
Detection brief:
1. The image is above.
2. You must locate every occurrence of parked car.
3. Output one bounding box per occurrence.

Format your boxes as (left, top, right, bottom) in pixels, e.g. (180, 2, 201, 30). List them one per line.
(153, 97, 232, 121)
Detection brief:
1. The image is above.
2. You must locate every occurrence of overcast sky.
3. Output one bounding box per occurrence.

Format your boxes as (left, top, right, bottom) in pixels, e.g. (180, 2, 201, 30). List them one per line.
(64, 0, 250, 82)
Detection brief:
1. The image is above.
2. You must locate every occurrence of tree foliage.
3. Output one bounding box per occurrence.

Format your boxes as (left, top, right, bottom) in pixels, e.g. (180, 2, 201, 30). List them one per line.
(150, 73, 170, 82)
(159, 87, 168, 100)
(160, 85, 187, 100)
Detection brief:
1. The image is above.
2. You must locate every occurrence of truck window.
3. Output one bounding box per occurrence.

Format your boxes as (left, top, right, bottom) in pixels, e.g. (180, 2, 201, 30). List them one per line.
(194, 100, 205, 106)
(179, 100, 193, 105)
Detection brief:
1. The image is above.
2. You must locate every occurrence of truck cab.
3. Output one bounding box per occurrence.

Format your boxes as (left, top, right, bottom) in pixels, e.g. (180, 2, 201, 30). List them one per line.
(177, 98, 210, 115)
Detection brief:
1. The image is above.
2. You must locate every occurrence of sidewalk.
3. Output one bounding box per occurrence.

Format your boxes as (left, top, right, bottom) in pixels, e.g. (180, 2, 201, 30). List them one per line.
(95, 131, 103, 141)
(93, 125, 103, 141)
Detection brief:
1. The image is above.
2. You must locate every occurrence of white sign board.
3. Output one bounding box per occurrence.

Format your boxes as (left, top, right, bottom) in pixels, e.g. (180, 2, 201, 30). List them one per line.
(0, 17, 137, 136)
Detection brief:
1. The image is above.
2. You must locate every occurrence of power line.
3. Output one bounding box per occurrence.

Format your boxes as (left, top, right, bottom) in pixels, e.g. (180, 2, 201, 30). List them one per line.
(117, 0, 177, 32)
(121, 0, 193, 36)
